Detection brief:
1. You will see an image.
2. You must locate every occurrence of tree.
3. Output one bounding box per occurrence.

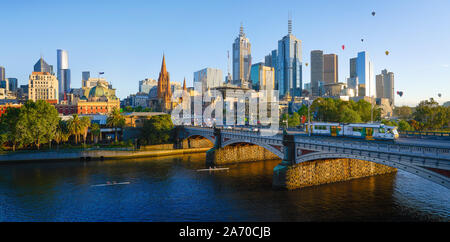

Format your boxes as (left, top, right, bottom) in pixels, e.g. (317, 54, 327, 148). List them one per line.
(17, 100, 59, 149)
(140, 114, 174, 145)
(398, 119, 413, 131)
(54, 120, 70, 148)
(68, 114, 83, 144)
(90, 123, 101, 144)
(288, 112, 301, 127)
(413, 98, 448, 130)
(339, 106, 362, 123)
(394, 106, 412, 119)
(107, 107, 125, 142)
(0, 107, 22, 151)
(80, 116, 91, 144)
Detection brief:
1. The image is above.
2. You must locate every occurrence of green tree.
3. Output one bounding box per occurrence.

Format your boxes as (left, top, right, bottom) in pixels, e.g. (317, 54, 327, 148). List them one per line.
(288, 112, 301, 127)
(90, 123, 101, 144)
(339, 106, 362, 123)
(394, 106, 413, 119)
(0, 107, 22, 151)
(398, 119, 413, 131)
(140, 114, 174, 145)
(107, 107, 125, 142)
(413, 98, 448, 130)
(68, 114, 83, 144)
(81, 116, 91, 144)
(55, 120, 70, 148)
(18, 100, 59, 149)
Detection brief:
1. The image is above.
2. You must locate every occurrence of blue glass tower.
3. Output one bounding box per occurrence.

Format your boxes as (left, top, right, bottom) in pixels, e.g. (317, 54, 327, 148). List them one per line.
(276, 19, 302, 98)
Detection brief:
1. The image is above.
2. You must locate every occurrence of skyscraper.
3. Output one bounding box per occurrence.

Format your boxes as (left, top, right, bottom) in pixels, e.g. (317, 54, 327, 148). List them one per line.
(250, 62, 275, 91)
(7, 78, 18, 92)
(349, 57, 357, 78)
(57, 49, 71, 100)
(157, 54, 172, 111)
(34, 57, 54, 74)
(0, 66, 5, 81)
(232, 23, 252, 87)
(310, 50, 323, 96)
(194, 68, 223, 92)
(376, 69, 395, 105)
(323, 54, 338, 84)
(354, 51, 374, 97)
(264, 49, 278, 89)
(276, 18, 302, 98)
(82, 71, 90, 82)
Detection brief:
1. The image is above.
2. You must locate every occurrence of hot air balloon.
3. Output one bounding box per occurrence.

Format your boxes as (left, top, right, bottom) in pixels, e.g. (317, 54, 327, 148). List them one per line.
(305, 62, 309, 67)
(361, 38, 364, 42)
(385, 50, 390, 55)
(438, 93, 442, 98)
(372, 11, 376, 16)
(397, 91, 403, 97)
(342, 45, 345, 50)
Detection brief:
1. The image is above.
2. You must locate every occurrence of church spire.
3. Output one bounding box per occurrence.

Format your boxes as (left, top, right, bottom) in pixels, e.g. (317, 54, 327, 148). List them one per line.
(183, 77, 187, 91)
(161, 54, 167, 73)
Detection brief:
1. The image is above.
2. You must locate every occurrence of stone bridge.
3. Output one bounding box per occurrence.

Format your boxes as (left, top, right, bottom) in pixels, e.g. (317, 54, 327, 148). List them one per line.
(177, 126, 450, 190)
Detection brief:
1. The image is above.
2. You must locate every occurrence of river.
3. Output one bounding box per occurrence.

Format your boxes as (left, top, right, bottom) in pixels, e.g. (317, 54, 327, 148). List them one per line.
(0, 153, 448, 221)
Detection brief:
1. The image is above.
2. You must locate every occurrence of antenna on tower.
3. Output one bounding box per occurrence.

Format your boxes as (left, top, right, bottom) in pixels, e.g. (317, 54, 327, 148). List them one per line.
(288, 12, 292, 34)
(240, 22, 244, 37)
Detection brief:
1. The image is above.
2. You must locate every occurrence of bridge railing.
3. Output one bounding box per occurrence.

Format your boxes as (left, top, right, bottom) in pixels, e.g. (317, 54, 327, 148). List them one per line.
(399, 131, 450, 140)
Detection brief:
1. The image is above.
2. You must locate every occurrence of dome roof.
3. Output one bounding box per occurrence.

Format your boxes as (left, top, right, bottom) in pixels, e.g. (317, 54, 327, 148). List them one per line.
(88, 84, 108, 98)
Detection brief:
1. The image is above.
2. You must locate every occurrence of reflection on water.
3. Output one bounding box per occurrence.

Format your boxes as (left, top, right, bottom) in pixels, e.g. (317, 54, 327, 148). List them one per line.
(0, 153, 448, 221)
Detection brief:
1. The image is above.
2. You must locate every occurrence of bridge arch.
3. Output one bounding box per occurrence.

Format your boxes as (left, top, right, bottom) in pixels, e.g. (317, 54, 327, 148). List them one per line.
(183, 134, 215, 144)
(222, 139, 283, 159)
(295, 152, 449, 189)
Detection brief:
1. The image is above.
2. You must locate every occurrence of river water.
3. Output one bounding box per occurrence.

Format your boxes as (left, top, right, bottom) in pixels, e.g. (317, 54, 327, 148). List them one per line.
(0, 153, 448, 221)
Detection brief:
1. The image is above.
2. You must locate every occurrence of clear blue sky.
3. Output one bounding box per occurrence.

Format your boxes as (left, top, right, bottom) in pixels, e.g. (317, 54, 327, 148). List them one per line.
(1, 0, 449, 106)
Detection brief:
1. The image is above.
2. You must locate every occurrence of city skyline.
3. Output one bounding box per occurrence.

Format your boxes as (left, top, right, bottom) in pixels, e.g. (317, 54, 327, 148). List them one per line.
(0, 0, 449, 106)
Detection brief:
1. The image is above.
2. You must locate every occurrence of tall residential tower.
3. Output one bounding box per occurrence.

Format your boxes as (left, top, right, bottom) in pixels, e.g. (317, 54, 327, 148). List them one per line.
(57, 49, 71, 100)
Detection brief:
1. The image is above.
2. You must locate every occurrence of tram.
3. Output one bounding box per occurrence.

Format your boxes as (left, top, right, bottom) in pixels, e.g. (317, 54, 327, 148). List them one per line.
(308, 122, 399, 140)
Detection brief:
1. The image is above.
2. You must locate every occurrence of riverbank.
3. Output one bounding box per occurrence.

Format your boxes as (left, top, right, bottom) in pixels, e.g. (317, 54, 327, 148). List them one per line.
(0, 147, 210, 164)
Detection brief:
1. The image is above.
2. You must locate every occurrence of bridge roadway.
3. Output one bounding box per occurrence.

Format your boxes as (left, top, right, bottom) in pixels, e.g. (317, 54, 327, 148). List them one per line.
(180, 126, 450, 189)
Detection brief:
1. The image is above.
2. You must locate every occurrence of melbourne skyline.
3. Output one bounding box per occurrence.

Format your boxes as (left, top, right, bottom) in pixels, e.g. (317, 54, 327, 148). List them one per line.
(0, 0, 449, 106)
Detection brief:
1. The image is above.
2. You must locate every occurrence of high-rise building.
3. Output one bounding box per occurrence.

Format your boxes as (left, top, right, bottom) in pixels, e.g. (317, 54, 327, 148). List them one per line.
(354, 51, 374, 97)
(310, 50, 324, 96)
(376, 69, 395, 105)
(350, 57, 357, 78)
(276, 18, 302, 98)
(250, 63, 275, 91)
(34, 57, 54, 74)
(194, 68, 223, 92)
(264, 49, 278, 89)
(82, 71, 90, 82)
(0, 66, 5, 81)
(232, 23, 251, 86)
(28, 71, 59, 102)
(323, 54, 338, 84)
(7, 78, 18, 92)
(157, 55, 172, 111)
(57, 49, 71, 100)
(139, 78, 157, 94)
